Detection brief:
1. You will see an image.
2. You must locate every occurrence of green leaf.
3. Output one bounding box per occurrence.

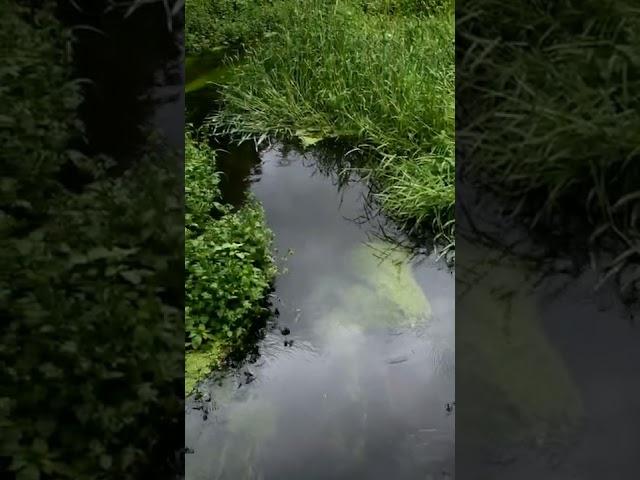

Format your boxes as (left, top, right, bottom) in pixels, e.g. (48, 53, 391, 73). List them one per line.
(120, 270, 141, 284)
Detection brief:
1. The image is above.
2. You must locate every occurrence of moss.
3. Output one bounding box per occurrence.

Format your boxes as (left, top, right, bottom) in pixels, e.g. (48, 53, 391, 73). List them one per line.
(185, 342, 226, 395)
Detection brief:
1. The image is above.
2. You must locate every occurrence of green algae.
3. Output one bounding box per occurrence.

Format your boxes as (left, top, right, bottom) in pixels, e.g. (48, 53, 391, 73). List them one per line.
(185, 64, 234, 94)
(315, 241, 432, 335)
(185, 342, 225, 395)
(227, 399, 278, 439)
(185, 51, 235, 94)
(351, 241, 431, 320)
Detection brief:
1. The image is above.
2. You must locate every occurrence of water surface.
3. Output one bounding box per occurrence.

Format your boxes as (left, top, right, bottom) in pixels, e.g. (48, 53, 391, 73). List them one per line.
(186, 144, 455, 480)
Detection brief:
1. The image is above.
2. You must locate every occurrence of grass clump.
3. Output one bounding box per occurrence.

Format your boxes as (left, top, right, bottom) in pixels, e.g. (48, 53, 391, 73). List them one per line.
(185, 132, 276, 392)
(208, 0, 455, 244)
(457, 0, 640, 287)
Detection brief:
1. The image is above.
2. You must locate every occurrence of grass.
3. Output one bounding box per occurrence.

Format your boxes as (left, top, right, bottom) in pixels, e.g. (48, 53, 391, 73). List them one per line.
(185, 131, 276, 393)
(197, 0, 455, 248)
(457, 0, 640, 289)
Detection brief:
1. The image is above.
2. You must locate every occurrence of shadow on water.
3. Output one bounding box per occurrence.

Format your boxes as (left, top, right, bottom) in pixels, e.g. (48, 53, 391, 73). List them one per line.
(185, 138, 455, 480)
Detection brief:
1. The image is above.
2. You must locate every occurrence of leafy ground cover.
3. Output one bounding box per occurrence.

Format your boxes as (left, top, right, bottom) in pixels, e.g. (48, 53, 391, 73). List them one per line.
(185, 132, 276, 393)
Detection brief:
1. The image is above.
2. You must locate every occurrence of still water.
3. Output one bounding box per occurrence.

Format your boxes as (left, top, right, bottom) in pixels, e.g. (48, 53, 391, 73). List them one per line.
(185, 144, 455, 480)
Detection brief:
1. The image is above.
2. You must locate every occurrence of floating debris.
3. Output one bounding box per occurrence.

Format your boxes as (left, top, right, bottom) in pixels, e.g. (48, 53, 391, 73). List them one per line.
(386, 355, 409, 365)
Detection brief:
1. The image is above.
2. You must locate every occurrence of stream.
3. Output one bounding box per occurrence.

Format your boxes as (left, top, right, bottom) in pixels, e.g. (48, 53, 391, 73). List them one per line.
(185, 141, 455, 479)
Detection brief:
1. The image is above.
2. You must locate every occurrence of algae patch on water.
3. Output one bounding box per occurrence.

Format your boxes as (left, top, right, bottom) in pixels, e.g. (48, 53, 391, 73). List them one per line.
(186, 343, 226, 395)
(311, 240, 431, 334)
(350, 242, 431, 325)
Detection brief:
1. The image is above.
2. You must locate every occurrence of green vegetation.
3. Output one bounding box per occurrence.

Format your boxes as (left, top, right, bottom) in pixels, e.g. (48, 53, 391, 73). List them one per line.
(2, 4, 182, 479)
(185, 133, 275, 393)
(188, 0, 455, 247)
(458, 0, 640, 284)
(184, 0, 453, 389)
(186, 0, 289, 55)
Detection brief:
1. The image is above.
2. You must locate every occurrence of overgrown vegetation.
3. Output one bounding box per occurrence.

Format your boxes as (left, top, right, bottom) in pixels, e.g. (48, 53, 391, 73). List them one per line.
(185, 132, 275, 393)
(185, 0, 289, 55)
(2, 4, 182, 478)
(457, 0, 640, 290)
(189, 0, 455, 248)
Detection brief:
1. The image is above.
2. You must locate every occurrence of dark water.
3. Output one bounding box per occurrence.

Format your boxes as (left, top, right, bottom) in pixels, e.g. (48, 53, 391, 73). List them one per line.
(456, 183, 640, 479)
(185, 143, 455, 480)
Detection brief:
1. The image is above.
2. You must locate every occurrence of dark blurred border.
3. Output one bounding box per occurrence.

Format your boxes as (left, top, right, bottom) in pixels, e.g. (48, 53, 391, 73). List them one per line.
(456, 1, 640, 479)
(2, 1, 184, 478)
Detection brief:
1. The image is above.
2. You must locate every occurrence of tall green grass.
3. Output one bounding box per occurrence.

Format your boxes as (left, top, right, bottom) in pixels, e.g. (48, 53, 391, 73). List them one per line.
(458, 0, 640, 288)
(208, 0, 455, 246)
(185, 0, 451, 56)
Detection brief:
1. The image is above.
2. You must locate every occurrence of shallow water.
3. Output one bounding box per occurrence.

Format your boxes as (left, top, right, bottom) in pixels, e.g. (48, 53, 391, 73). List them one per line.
(185, 144, 455, 480)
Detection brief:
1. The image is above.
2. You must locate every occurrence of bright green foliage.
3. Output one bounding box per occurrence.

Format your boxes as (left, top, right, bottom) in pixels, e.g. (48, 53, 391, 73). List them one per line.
(185, 134, 276, 359)
(2, 4, 183, 479)
(185, 0, 452, 55)
(209, 0, 454, 245)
